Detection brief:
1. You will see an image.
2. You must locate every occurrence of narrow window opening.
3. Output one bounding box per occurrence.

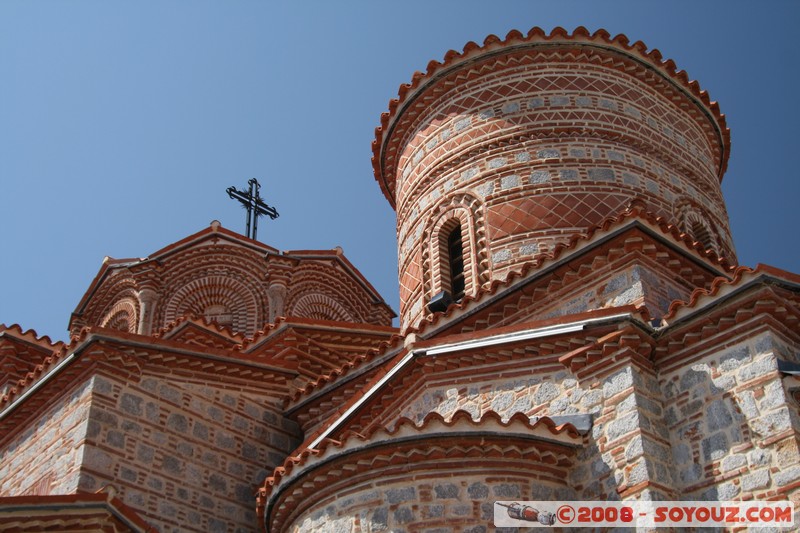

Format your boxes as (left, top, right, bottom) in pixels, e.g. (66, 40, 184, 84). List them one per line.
(447, 224, 465, 301)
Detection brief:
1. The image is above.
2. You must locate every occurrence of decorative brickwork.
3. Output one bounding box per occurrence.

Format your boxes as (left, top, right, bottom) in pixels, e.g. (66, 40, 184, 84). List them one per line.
(375, 28, 734, 329)
(261, 412, 578, 532)
(2, 26, 800, 533)
(0, 378, 93, 497)
(70, 223, 394, 339)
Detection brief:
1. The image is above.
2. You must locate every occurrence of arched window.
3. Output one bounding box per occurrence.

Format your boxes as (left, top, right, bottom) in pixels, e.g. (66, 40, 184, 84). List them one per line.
(446, 224, 466, 302)
(425, 195, 487, 316)
(683, 209, 718, 254)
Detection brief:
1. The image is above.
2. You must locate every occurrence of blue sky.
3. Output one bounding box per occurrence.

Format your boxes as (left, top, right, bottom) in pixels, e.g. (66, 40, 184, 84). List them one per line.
(1, 1, 799, 341)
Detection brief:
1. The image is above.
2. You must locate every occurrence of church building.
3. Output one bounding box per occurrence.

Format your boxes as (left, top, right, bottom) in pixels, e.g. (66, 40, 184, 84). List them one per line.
(1, 27, 799, 532)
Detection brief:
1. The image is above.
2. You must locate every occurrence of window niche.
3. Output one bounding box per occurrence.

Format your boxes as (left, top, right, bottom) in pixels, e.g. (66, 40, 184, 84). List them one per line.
(438, 219, 467, 303)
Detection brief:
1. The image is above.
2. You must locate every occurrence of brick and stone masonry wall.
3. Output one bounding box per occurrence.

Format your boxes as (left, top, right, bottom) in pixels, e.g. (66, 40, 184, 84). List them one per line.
(78, 371, 302, 533)
(0, 378, 94, 496)
(395, 357, 674, 502)
(529, 262, 690, 323)
(287, 466, 572, 533)
(661, 331, 800, 502)
(1, 369, 302, 533)
(384, 46, 734, 328)
(388, 334, 800, 507)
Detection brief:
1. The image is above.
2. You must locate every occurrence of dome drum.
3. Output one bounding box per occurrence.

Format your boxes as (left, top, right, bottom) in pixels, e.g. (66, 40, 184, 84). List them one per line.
(374, 29, 734, 328)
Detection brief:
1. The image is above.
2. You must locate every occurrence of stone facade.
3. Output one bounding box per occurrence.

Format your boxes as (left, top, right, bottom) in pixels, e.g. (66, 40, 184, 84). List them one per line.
(0, 377, 93, 497)
(75, 373, 300, 532)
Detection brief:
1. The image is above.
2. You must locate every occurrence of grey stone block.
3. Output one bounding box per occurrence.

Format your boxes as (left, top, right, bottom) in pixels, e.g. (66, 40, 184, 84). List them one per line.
(749, 448, 770, 467)
(741, 469, 770, 491)
(606, 411, 639, 441)
(386, 486, 416, 504)
(492, 483, 521, 498)
(622, 172, 640, 186)
(707, 400, 734, 432)
(476, 182, 494, 198)
(720, 453, 746, 473)
(588, 168, 615, 181)
(701, 432, 729, 462)
(537, 149, 560, 159)
(500, 174, 519, 189)
(193, 422, 209, 440)
(162, 455, 183, 475)
(489, 157, 508, 168)
(679, 368, 707, 392)
(534, 381, 559, 404)
(604, 369, 633, 398)
(209, 473, 227, 492)
(434, 483, 459, 499)
(425, 504, 445, 518)
(559, 169, 579, 180)
(167, 413, 188, 433)
(774, 466, 800, 486)
(120, 393, 143, 416)
(529, 170, 550, 184)
(624, 105, 641, 118)
(468, 482, 489, 499)
(106, 430, 125, 449)
(493, 249, 512, 263)
(738, 356, 776, 382)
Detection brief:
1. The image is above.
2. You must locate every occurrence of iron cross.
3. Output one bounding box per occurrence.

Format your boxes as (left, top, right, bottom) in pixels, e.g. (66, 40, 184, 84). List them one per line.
(226, 178, 279, 240)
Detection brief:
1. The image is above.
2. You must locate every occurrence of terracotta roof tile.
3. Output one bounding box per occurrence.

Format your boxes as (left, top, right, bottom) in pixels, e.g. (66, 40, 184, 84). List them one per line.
(0, 323, 64, 351)
(260, 409, 580, 500)
(665, 263, 800, 321)
(0, 490, 156, 532)
(0, 325, 298, 416)
(285, 332, 403, 405)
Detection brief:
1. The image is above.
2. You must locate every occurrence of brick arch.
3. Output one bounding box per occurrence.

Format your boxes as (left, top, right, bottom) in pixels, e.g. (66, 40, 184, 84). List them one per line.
(288, 293, 354, 323)
(421, 193, 488, 303)
(675, 201, 720, 255)
(73, 274, 142, 335)
(286, 264, 373, 323)
(162, 275, 261, 335)
(157, 246, 270, 287)
(100, 297, 139, 333)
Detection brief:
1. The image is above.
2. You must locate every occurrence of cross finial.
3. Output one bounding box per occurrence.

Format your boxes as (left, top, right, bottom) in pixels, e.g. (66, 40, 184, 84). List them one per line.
(226, 178, 279, 240)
